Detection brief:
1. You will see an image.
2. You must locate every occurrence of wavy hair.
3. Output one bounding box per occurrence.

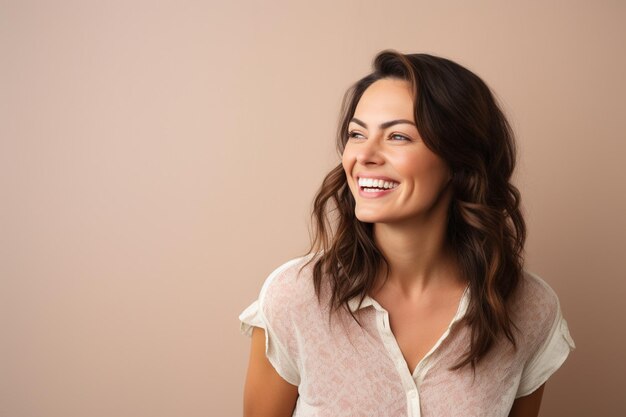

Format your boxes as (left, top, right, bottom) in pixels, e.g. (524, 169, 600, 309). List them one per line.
(297, 50, 526, 372)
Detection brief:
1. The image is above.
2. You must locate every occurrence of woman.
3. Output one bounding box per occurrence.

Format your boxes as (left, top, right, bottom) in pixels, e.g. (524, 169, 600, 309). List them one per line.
(239, 50, 575, 417)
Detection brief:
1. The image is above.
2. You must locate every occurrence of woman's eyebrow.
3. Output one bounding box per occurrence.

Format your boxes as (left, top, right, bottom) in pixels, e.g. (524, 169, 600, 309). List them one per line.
(350, 117, 417, 129)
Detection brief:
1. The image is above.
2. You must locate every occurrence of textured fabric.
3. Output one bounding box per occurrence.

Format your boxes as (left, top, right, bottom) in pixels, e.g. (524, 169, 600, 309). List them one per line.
(238, 254, 576, 417)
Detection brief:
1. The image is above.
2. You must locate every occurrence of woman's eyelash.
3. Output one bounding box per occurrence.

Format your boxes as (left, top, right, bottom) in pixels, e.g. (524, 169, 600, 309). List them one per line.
(347, 131, 410, 141)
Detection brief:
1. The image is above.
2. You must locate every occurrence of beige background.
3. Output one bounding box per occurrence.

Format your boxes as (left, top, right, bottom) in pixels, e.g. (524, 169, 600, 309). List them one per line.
(1, 1, 624, 416)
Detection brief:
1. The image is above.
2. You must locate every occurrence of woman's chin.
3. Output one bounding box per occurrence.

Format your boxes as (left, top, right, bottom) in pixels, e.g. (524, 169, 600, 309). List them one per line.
(354, 211, 392, 224)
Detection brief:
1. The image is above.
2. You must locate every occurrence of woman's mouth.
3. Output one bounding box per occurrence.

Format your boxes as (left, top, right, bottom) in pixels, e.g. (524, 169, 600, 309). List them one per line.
(357, 177, 399, 198)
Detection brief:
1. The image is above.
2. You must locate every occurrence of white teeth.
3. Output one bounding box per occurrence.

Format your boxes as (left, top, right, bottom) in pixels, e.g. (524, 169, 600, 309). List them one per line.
(357, 177, 399, 189)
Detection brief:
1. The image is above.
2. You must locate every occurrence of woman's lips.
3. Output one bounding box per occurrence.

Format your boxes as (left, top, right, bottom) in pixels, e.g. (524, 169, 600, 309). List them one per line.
(357, 184, 398, 199)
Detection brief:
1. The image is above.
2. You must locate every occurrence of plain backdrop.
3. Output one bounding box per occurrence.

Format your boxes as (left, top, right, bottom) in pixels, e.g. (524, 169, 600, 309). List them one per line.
(1, 1, 625, 416)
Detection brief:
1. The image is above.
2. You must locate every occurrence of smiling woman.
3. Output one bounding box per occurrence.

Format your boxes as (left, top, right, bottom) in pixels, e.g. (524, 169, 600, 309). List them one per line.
(343, 77, 453, 225)
(239, 50, 575, 417)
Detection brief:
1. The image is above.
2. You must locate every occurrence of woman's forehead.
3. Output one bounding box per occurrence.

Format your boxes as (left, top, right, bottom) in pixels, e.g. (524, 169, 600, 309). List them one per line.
(353, 79, 416, 124)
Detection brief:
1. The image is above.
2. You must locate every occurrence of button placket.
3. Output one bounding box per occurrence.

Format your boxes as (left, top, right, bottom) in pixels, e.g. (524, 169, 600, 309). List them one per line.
(375, 310, 423, 417)
(370, 286, 470, 417)
(407, 389, 421, 417)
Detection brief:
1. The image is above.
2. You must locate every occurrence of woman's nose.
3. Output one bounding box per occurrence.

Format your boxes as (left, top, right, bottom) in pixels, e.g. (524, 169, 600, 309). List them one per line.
(355, 136, 384, 165)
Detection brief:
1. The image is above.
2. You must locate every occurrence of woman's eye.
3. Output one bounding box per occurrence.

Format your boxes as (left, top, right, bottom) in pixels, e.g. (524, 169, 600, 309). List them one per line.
(390, 133, 410, 141)
(347, 131, 364, 139)
(347, 131, 411, 141)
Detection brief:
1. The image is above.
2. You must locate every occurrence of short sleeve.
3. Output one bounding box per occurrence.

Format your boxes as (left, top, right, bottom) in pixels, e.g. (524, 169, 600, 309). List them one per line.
(238, 299, 265, 337)
(238, 259, 304, 386)
(516, 303, 576, 397)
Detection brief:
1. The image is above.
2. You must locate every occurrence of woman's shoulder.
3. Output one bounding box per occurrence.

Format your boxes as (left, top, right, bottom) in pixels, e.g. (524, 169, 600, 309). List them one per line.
(517, 269, 561, 310)
(510, 269, 576, 393)
(258, 252, 320, 315)
(509, 269, 563, 342)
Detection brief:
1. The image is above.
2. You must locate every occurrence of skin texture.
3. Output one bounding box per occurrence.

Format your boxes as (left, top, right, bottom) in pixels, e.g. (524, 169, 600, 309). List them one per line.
(243, 327, 298, 417)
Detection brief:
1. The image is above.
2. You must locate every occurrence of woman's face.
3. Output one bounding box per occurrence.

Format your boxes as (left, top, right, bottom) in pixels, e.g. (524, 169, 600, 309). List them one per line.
(341, 77, 453, 225)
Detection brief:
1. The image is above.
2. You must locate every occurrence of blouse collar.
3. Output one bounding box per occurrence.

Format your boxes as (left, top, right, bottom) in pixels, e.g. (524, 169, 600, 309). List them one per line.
(347, 283, 471, 325)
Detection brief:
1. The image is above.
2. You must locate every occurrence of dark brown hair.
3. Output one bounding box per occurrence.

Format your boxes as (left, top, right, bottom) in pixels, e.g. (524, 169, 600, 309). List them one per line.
(297, 50, 526, 372)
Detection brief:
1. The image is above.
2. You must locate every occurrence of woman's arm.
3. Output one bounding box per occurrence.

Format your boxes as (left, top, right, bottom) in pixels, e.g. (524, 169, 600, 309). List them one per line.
(508, 383, 545, 417)
(243, 326, 299, 417)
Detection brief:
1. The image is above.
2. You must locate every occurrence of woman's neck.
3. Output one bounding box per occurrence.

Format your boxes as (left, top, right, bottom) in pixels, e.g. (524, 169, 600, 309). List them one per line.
(372, 216, 463, 298)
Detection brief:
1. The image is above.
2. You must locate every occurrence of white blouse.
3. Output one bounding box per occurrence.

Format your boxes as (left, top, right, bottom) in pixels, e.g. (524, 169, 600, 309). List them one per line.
(239, 254, 576, 417)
